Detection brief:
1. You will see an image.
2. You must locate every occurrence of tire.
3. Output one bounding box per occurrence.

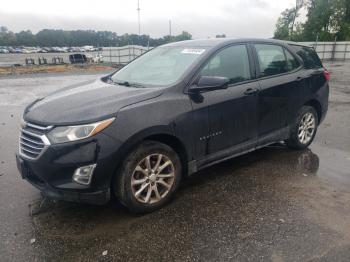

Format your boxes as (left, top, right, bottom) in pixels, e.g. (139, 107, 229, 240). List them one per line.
(286, 106, 318, 150)
(113, 140, 182, 213)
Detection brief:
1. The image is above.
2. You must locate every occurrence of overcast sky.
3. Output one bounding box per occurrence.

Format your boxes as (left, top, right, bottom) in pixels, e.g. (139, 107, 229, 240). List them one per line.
(0, 0, 297, 38)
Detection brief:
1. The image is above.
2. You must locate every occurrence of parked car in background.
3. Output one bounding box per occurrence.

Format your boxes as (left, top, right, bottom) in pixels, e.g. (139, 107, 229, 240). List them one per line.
(0, 46, 99, 54)
(69, 53, 87, 63)
(83, 45, 94, 52)
(68, 47, 85, 53)
(21, 48, 31, 54)
(38, 48, 48, 53)
(51, 47, 59, 53)
(16, 38, 329, 213)
(13, 48, 24, 53)
(7, 47, 15, 53)
(0, 48, 9, 54)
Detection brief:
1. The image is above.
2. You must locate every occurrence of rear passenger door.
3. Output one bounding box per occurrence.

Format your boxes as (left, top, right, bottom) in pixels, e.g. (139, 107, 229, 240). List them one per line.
(253, 43, 302, 145)
(190, 44, 259, 159)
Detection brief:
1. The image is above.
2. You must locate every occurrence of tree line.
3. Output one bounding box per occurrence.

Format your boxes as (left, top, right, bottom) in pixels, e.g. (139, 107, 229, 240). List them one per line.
(274, 0, 350, 41)
(0, 26, 192, 47)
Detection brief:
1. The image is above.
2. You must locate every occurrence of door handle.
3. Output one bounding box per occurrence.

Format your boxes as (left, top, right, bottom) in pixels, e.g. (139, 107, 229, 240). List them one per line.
(244, 88, 259, 95)
(296, 76, 305, 81)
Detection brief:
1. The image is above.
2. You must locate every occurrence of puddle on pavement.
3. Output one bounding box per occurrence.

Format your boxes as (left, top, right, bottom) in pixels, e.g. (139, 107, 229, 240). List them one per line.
(28, 143, 350, 261)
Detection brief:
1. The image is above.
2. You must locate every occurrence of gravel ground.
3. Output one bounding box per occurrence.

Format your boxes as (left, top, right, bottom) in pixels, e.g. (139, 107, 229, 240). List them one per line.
(0, 62, 350, 262)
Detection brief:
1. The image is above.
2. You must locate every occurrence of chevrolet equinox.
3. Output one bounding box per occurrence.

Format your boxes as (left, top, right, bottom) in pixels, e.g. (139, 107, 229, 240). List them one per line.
(16, 39, 329, 213)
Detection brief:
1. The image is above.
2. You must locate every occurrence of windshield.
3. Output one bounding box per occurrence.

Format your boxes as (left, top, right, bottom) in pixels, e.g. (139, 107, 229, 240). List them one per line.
(111, 47, 207, 87)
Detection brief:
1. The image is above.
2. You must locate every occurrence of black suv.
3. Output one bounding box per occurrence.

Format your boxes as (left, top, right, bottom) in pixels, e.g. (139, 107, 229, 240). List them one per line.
(16, 39, 329, 213)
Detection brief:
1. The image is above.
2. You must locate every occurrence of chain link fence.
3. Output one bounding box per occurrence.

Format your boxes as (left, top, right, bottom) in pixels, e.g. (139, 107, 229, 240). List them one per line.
(101, 42, 350, 65)
(298, 41, 350, 61)
(101, 45, 150, 65)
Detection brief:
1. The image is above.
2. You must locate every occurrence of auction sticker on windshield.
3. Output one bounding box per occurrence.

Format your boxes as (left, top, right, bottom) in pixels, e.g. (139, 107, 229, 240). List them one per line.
(181, 48, 206, 55)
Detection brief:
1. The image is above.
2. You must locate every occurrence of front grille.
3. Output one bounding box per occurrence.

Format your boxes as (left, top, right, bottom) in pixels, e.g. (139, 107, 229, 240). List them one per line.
(19, 122, 52, 160)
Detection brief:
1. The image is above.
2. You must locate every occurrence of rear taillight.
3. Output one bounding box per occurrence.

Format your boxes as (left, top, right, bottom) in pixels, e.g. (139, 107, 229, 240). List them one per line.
(323, 67, 330, 81)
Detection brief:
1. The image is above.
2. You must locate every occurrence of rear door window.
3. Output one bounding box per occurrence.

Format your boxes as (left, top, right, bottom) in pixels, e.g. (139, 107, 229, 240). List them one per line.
(289, 45, 323, 69)
(254, 44, 287, 77)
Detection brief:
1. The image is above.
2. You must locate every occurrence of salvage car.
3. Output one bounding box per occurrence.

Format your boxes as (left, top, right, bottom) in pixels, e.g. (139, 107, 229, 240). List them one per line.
(69, 53, 88, 64)
(16, 38, 329, 213)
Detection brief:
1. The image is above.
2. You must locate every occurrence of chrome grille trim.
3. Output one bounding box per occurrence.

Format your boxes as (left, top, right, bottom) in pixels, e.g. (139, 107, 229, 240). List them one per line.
(20, 140, 43, 150)
(21, 147, 42, 155)
(26, 122, 53, 131)
(19, 123, 51, 160)
(20, 135, 45, 146)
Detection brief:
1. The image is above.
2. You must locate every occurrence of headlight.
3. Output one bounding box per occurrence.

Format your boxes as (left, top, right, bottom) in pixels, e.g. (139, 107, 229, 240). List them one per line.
(47, 118, 115, 144)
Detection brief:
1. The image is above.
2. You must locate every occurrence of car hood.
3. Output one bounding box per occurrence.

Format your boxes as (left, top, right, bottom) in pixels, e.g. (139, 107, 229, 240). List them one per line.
(24, 78, 163, 126)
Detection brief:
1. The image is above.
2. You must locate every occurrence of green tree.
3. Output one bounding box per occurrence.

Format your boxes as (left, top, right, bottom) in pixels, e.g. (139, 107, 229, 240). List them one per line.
(0, 27, 193, 47)
(274, 0, 350, 41)
(303, 0, 334, 41)
(16, 30, 36, 46)
(274, 0, 305, 40)
(291, 0, 305, 33)
(274, 8, 299, 40)
(337, 0, 350, 40)
(0, 26, 8, 34)
(0, 26, 17, 45)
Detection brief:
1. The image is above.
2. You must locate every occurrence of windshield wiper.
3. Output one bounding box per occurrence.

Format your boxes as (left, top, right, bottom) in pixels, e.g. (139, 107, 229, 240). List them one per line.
(112, 80, 145, 88)
(115, 81, 131, 86)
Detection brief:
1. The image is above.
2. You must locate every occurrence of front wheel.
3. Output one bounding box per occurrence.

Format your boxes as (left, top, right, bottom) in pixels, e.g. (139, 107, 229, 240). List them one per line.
(286, 106, 318, 149)
(113, 141, 182, 213)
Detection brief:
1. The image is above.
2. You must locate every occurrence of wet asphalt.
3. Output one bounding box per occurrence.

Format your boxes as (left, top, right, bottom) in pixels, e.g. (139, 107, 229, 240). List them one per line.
(0, 63, 350, 262)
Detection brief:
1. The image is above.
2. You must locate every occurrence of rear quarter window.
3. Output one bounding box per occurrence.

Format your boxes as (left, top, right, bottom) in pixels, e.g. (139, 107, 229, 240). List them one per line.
(285, 49, 300, 71)
(289, 45, 323, 69)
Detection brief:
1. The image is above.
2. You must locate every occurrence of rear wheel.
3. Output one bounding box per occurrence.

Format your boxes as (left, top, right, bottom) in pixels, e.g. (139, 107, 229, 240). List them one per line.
(286, 106, 318, 149)
(114, 141, 182, 213)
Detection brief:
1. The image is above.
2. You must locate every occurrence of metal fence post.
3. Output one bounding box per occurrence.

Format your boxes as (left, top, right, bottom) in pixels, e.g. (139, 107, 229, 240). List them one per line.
(344, 43, 348, 61)
(315, 34, 318, 51)
(322, 43, 325, 61)
(331, 36, 337, 61)
(109, 46, 112, 63)
(118, 48, 120, 65)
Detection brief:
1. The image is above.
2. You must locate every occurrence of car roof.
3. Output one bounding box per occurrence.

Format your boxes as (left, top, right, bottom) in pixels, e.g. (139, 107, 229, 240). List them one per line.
(163, 38, 308, 48)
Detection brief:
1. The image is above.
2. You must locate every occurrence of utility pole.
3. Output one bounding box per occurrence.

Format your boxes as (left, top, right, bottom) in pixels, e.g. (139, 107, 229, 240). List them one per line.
(137, 0, 141, 36)
(169, 20, 172, 37)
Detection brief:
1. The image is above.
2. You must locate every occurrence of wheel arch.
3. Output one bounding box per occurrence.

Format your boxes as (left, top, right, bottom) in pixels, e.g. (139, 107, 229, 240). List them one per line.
(110, 127, 190, 185)
(144, 133, 189, 176)
(304, 99, 322, 125)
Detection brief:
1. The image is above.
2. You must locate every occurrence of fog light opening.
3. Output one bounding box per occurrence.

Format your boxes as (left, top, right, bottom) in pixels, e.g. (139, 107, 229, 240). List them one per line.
(72, 164, 96, 185)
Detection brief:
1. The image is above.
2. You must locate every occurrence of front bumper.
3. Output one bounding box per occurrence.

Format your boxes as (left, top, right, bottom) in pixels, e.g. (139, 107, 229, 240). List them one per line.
(16, 132, 121, 205)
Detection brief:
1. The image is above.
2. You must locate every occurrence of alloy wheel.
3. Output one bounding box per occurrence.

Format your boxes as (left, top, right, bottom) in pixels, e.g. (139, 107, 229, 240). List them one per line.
(131, 153, 175, 204)
(298, 112, 316, 144)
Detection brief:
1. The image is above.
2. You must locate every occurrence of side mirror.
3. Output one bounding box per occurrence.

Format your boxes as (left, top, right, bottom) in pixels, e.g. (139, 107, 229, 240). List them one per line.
(190, 76, 229, 93)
